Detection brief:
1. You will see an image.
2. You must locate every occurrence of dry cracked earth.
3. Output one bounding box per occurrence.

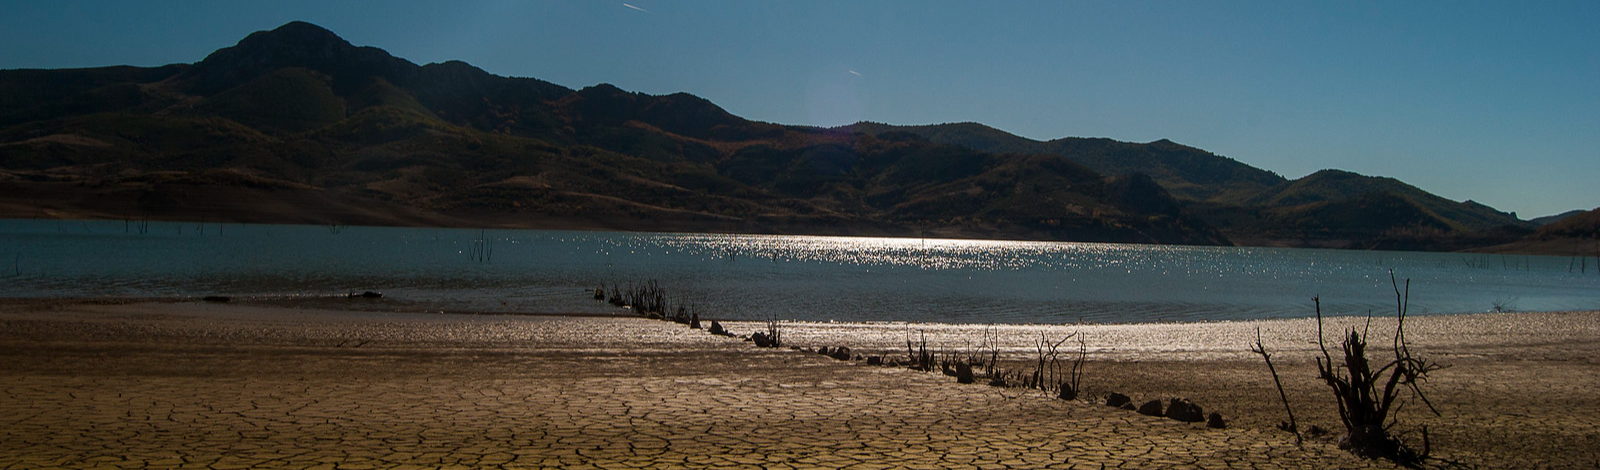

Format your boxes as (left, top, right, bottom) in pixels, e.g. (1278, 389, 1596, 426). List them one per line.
(3, 301, 1593, 469)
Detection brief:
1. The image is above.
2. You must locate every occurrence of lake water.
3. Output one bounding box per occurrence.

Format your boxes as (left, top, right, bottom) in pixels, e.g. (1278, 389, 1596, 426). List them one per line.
(3, 219, 1596, 324)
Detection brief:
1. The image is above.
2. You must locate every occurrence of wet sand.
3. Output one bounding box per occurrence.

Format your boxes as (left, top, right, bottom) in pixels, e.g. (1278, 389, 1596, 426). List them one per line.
(1, 300, 1596, 469)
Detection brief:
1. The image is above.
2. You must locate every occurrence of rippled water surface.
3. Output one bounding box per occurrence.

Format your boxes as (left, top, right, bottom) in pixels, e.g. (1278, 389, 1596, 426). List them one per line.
(3, 219, 1597, 323)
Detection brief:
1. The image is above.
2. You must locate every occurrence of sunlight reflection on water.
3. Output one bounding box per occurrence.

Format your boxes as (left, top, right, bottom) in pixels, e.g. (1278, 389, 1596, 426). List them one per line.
(3, 220, 1596, 324)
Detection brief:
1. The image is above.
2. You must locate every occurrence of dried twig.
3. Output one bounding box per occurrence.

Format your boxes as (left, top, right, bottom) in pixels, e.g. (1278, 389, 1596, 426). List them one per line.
(1251, 326, 1301, 444)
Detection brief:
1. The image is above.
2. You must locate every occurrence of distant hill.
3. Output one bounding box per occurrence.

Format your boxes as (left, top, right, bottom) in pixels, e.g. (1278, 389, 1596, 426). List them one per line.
(1530, 209, 1587, 226)
(1242, 169, 1525, 228)
(846, 122, 1286, 202)
(1472, 207, 1599, 256)
(0, 21, 1561, 251)
(1181, 169, 1532, 250)
(0, 21, 1230, 245)
(846, 123, 1534, 250)
(1534, 207, 1600, 240)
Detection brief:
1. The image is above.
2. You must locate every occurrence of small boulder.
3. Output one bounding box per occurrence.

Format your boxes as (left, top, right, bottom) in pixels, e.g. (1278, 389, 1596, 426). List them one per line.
(866, 356, 883, 366)
(752, 332, 773, 348)
(829, 346, 852, 361)
(1165, 398, 1205, 423)
(1207, 412, 1227, 429)
(708, 321, 729, 336)
(955, 362, 975, 384)
(1137, 400, 1164, 417)
(1105, 393, 1132, 408)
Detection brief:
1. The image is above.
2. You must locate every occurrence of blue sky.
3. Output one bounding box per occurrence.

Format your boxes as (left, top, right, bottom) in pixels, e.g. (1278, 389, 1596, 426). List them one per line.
(2, 1, 1596, 218)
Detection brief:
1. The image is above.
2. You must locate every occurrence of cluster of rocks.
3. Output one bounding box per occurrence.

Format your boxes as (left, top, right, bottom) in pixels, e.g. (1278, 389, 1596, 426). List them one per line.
(815, 346, 856, 361)
(1105, 393, 1227, 429)
(706, 321, 734, 337)
(750, 331, 780, 348)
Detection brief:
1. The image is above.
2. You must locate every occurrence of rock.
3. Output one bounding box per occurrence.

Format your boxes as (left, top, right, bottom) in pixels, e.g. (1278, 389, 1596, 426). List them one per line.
(1165, 398, 1205, 423)
(1105, 393, 1132, 408)
(1207, 412, 1227, 429)
(1137, 400, 1164, 417)
(751, 332, 772, 348)
(817, 346, 831, 356)
(955, 362, 975, 384)
(708, 321, 728, 336)
(202, 296, 230, 303)
(689, 313, 701, 329)
(828, 346, 852, 361)
(866, 356, 882, 366)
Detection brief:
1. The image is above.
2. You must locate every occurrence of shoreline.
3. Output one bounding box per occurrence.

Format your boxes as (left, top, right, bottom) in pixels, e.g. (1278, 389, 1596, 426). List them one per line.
(2, 299, 1596, 468)
(7, 215, 1595, 257)
(4, 294, 1591, 326)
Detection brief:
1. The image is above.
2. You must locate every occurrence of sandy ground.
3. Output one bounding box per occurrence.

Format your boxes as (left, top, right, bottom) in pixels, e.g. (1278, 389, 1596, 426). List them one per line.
(1, 300, 1596, 469)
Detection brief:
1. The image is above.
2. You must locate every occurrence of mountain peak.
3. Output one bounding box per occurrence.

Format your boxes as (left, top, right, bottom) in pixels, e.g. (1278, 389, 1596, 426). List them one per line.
(253, 21, 347, 46)
(181, 21, 417, 95)
(201, 21, 363, 69)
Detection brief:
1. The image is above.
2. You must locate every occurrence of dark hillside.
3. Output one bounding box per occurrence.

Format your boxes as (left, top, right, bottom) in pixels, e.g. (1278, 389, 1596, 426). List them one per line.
(1535, 207, 1600, 240)
(847, 122, 1286, 202)
(0, 21, 1558, 251)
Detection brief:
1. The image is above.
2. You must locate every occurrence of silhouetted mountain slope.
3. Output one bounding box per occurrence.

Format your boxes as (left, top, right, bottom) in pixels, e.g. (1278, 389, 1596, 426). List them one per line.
(1245, 169, 1526, 232)
(178, 21, 419, 96)
(1472, 207, 1598, 256)
(846, 122, 1287, 202)
(0, 21, 1551, 250)
(0, 65, 185, 127)
(1530, 209, 1587, 227)
(1182, 169, 1532, 249)
(845, 122, 1534, 250)
(1535, 207, 1600, 240)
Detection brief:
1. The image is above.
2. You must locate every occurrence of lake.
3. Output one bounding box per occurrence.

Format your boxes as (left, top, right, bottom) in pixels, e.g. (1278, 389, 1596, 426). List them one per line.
(3, 219, 1596, 324)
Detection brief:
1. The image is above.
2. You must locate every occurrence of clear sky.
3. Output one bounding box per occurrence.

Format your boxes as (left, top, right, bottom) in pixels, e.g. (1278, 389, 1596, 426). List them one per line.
(2, 1, 1595, 218)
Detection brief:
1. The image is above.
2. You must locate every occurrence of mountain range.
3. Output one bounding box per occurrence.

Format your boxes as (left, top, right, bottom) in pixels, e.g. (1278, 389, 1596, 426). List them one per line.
(1, 21, 1592, 252)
